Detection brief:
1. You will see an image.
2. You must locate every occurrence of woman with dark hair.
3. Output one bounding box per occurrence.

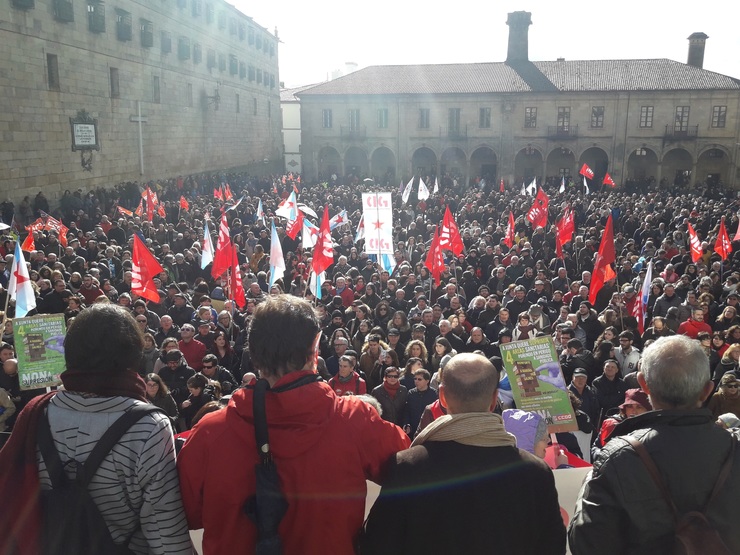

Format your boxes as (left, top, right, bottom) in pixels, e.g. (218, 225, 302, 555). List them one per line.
(145, 372, 179, 428)
(139, 333, 159, 376)
(389, 310, 411, 344)
(726, 325, 740, 346)
(210, 329, 238, 376)
(360, 283, 381, 310)
(430, 337, 454, 374)
(373, 301, 392, 330)
(593, 340, 616, 370)
(399, 356, 424, 391)
(712, 331, 729, 358)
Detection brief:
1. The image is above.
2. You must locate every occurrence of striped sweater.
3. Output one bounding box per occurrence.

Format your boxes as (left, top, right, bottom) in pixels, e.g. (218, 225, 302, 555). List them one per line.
(36, 392, 192, 555)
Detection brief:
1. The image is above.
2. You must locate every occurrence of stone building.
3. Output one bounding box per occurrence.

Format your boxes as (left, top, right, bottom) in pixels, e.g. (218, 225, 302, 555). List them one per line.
(1, 0, 281, 203)
(298, 12, 740, 190)
(281, 83, 318, 176)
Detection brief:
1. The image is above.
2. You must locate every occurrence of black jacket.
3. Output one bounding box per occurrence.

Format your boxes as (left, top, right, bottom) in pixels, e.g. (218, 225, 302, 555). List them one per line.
(362, 440, 566, 555)
(569, 410, 740, 555)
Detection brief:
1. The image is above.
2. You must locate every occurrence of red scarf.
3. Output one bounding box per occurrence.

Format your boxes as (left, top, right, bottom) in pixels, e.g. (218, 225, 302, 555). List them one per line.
(0, 391, 56, 555)
(383, 380, 401, 399)
(61, 369, 147, 402)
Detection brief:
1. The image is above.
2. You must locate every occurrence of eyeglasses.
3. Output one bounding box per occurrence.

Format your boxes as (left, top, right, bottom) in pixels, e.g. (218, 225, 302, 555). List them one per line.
(136, 319, 147, 323)
(386, 374, 399, 379)
(725, 384, 739, 389)
(202, 365, 214, 369)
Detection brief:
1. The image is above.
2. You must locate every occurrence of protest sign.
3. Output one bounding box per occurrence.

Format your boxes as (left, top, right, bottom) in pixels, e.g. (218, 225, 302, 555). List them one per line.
(15, 314, 65, 390)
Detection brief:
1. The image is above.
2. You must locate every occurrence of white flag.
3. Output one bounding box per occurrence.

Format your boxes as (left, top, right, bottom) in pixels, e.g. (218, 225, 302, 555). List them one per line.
(355, 214, 365, 242)
(520, 182, 526, 196)
(417, 178, 430, 201)
(583, 175, 590, 195)
(559, 177, 565, 194)
(433, 177, 439, 195)
(527, 177, 537, 196)
(200, 219, 214, 270)
(402, 177, 414, 204)
(256, 199, 265, 224)
(302, 218, 319, 249)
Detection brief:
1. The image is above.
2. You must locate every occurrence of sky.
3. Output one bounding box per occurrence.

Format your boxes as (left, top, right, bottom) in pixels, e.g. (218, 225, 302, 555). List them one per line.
(230, 0, 740, 89)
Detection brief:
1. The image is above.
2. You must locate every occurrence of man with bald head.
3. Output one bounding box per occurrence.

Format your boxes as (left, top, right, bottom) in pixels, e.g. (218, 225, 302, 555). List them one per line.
(362, 353, 566, 555)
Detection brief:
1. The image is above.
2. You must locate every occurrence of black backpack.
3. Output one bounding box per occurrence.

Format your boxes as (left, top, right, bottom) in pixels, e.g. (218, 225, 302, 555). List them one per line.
(623, 434, 737, 555)
(37, 405, 162, 555)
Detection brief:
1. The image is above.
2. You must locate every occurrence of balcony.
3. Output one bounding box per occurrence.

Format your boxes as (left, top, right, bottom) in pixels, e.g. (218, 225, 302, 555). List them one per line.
(340, 126, 366, 140)
(547, 125, 578, 139)
(441, 125, 468, 140)
(664, 125, 699, 140)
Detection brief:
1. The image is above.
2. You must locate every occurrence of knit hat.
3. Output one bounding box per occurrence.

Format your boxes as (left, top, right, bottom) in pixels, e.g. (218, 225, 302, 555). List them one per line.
(619, 388, 652, 411)
(502, 409, 548, 455)
(721, 373, 739, 386)
(717, 413, 740, 429)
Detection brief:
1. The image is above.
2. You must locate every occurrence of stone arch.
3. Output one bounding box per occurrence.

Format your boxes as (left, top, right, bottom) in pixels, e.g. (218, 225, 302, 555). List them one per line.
(440, 147, 467, 178)
(318, 146, 341, 181)
(514, 146, 544, 183)
(545, 147, 576, 179)
(579, 146, 610, 184)
(411, 147, 437, 176)
(662, 148, 694, 187)
(697, 146, 731, 187)
(370, 146, 396, 183)
(344, 146, 368, 178)
(470, 146, 498, 182)
(626, 146, 659, 182)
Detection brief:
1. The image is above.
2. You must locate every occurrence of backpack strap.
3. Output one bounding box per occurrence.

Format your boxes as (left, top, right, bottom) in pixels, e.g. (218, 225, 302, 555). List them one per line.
(623, 434, 738, 520)
(37, 411, 68, 489)
(78, 405, 164, 486)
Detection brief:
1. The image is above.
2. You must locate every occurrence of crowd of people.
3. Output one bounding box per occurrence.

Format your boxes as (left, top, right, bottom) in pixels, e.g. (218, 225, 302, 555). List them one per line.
(1, 169, 740, 553)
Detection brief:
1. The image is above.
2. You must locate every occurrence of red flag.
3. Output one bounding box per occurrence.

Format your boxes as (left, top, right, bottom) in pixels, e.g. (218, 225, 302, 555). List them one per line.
(733, 213, 740, 242)
(687, 222, 703, 263)
(286, 209, 304, 240)
(499, 179, 505, 193)
(602, 173, 616, 187)
(312, 206, 334, 276)
(134, 199, 143, 217)
(157, 204, 166, 219)
(131, 234, 165, 303)
(117, 206, 134, 217)
(504, 211, 516, 248)
(526, 188, 549, 230)
(21, 233, 35, 253)
(224, 184, 233, 201)
(424, 225, 446, 287)
(560, 205, 575, 244)
(588, 214, 617, 306)
(715, 218, 733, 261)
(439, 206, 464, 256)
(214, 187, 223, 201)
(211, 213, 231, 278)
(230, 243, 246, 309)
(297, 175, 301, 184)
(40, 212, 68, 247)
(145, 187, 155, 222)
(25, 218, 46, 233)
(292, 182, 299, 194)
(180, 196, 189, 211)
(579, 164, 594, 179)
(272, 182, 278, 194)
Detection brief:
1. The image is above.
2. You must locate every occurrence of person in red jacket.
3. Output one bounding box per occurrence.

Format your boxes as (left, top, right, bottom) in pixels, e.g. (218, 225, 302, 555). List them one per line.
(178, 295, 409, 555)
(328, 354, 367, 396)
(677, 308, 712, 339)
(177, 323, 207, 371)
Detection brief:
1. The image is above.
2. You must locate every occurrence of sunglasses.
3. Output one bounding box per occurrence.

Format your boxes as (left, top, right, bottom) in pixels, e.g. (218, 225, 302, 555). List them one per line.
(725, 384, 739, 389)
(202, 365, 214, 369)
(386, 375, 399, 379)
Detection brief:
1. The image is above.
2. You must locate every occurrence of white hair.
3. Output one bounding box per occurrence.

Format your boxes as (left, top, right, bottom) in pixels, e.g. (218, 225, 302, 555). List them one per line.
(641, 335, 710, 408)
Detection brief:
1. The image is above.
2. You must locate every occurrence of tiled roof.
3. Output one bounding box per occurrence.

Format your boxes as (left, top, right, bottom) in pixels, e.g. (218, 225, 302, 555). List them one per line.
(280, 83, 321, 102)
(298, 59, 740, 96)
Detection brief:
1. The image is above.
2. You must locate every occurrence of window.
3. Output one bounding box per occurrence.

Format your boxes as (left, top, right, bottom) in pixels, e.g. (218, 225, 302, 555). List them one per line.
(248, 65, 255, 81)
(186, 83, 193, 107)
(349, 109, 360, 131)
(239, 61, 246, 79)
(559, 168, 571, 178)
(217, 11, 226, 30)
(205, 3, 213, 24)
(639, 106, 653, 128)
(161, 31, 172, 54)
(178, 37, 190, 61)
(675, 106, 690, 132)
(140, 20, 153, 48)
(479, 107, 491, 128)
(191, 0, 201, 17)
(115, 9, 131, 41)
(152, 76, 160, 104)
(229, 55, 238, 75)
(207, 48, 216, 69)
(256, 69, 262, 83)
(557, 107, 571, 131)
(53, 0, 74, 23)
(448, 108, 461, 133)
(524, 107, 537, 128)
(87, 1, 105, 33)
(229, 18, 237, 36)
(218, 53, 226, 72)
(176, 0, 186, 8)
(377, 108, 388, 129)
(322, 109, 333, 128)
(248, 27, 255, 45)
(235, 93, 240, 113)
(712, 106, 727, 128)
(193, 43, 201, 64)
(419, 108, 430, 129)
(109, 67, 119, 98)
(269, 42, 275, 57)
(47, 53, 59, 91)
(253, 97, 257, 116)
(11, 0, 35, 9)
(238, 23, 246, 41)
(270, 74, 275, 89)
(264, 71, 270, 87)
(591, 106, 604, 128)
(256, 35, 263, 50)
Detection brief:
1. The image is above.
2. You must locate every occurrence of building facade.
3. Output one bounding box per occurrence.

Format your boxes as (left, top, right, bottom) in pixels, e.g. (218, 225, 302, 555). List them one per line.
(1, 0, 281, 203)
(281, 84, 318, 176)
(298, 12, 740, 190)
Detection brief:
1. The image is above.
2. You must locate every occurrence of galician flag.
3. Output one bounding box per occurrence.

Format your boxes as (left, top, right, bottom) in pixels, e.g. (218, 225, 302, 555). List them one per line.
(9, 241, 36, 317)
(268, 220, 285, 288)
(402, 177, 414, 204)
(201, 219, 214, 270)
(417, 178, 430, 201)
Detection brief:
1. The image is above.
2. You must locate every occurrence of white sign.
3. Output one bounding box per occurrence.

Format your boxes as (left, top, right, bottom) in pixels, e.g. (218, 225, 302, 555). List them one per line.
(362, 192, 393, 257)
(73, 123, 97, 147)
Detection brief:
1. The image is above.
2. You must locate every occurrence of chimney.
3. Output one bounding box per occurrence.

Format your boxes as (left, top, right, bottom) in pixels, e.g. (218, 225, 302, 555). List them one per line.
(506, 11, 532, 63)
(687, 32, 708, 68)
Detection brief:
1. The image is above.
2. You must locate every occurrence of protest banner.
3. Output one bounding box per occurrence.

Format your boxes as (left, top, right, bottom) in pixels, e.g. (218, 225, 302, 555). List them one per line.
(15, 314, 65, 390)
(500, 335, 578, 433)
